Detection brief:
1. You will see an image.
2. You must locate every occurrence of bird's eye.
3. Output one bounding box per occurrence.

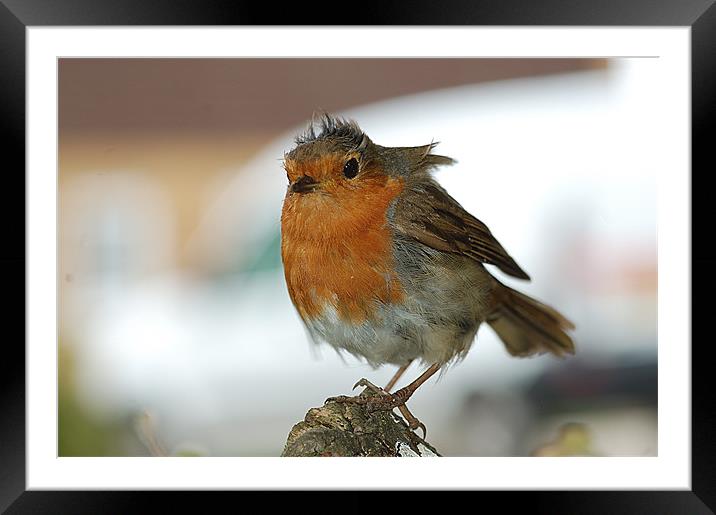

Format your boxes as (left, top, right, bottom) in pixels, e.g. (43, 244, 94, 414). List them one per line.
(343, 158, 359, 179)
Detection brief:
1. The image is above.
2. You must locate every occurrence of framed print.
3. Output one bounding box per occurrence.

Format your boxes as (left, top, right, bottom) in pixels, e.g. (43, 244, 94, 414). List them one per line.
(3, 0, 715, 512)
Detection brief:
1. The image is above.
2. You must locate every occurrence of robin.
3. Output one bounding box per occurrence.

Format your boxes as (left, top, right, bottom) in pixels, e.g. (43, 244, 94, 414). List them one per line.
(280, 114, 575, 434)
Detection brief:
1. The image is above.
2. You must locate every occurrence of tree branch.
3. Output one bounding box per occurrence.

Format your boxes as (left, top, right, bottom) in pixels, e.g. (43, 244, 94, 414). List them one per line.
(281, 390, 440, 457)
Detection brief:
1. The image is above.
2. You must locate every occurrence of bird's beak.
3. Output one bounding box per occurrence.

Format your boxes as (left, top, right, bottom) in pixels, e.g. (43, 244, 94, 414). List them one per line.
(290, 175, 319, 194)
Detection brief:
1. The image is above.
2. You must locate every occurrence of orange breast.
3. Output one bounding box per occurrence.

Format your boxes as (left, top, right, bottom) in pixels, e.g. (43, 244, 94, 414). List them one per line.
(281, 175, 405, 324)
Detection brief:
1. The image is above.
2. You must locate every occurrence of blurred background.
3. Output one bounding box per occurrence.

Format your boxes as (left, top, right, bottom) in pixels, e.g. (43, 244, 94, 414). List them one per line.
(59, 58, 657, 457)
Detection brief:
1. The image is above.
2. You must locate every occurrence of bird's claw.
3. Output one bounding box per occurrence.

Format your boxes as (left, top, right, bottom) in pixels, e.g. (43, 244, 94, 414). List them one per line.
(325, 393, 374, 405)
(396, 404, 427, 439)
(411, 421, 427, 440)
(352, 378, 387, 395)
(327, 380, 428, 439)
(326, 379, 393, 406)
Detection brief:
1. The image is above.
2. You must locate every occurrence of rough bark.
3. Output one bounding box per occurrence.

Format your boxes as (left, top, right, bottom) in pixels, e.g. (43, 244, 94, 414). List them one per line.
(281, 390, 440, 457)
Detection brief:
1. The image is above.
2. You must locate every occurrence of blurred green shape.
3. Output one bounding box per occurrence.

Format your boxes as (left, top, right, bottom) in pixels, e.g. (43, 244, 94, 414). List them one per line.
(242, 229, 282, 274)
(58, 343, 124, 457)
(531, 422, 597, 457)
(173, 449, 204, 457)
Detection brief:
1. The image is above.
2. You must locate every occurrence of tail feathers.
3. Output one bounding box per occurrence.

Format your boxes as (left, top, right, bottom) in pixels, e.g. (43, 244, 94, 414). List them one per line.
(488, 284, 575, 358)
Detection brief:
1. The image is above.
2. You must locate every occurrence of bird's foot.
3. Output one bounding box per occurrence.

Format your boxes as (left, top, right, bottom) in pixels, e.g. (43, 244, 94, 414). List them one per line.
(326, 380, 425, 436)
(397, 405, 427, 440)
(352, 378, 389, 396)
(325, 378, 389, 405)
(327, 383, 415, 415)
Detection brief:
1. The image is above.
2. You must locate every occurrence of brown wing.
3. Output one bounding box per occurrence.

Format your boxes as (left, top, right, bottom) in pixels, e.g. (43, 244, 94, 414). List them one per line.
(392, 180, 531, 280)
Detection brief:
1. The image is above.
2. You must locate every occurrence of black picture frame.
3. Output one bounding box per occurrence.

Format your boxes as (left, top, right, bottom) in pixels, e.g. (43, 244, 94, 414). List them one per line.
(2, 0, 714, 512)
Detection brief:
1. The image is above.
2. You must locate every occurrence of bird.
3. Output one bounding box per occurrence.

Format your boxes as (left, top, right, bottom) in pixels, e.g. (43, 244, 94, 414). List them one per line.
(280, 113, 575, 434)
